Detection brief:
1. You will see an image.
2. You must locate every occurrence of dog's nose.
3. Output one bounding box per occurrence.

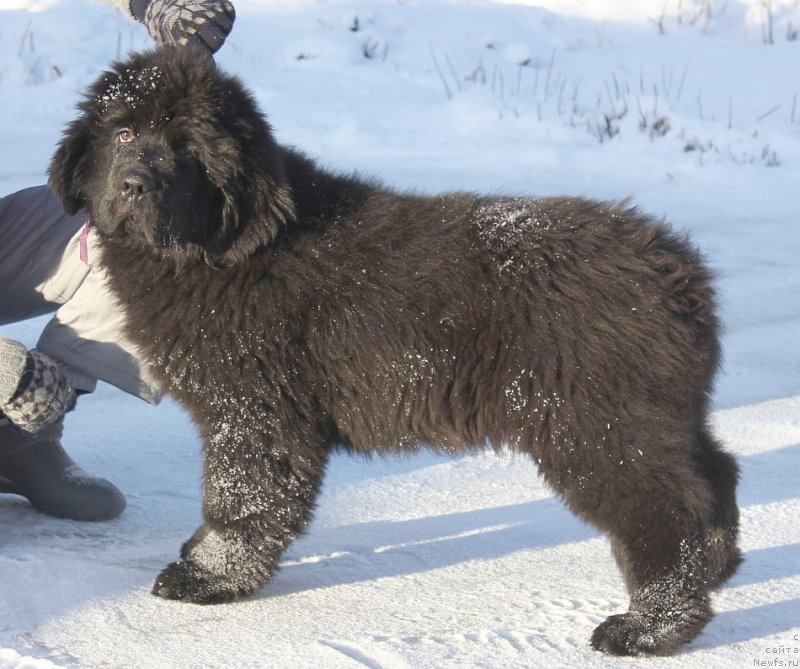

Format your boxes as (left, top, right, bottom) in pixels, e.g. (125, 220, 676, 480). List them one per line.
(121, 171, 159, 197)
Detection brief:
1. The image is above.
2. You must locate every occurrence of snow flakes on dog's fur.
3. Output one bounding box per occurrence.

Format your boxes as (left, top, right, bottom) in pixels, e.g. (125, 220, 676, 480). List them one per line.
(97, 65, 162, 113)
(472, 198, 559, 273)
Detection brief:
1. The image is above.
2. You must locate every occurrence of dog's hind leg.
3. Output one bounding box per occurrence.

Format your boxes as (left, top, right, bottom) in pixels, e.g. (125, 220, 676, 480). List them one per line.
(152, 417, 329, 604)
(693, 425, 742, 588)
(606, 425, 741, 597)
(538, 425, 718, 656)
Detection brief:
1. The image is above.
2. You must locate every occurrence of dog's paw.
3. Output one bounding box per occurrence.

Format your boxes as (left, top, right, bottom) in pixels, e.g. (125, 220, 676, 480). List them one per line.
(591, 613, 661, 656)
(151, 560, 241, 604)
(590, 603, 710, 657)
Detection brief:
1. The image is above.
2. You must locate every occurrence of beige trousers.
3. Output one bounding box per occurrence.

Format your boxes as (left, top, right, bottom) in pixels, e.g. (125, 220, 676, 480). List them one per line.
(0, 186, 160, 403)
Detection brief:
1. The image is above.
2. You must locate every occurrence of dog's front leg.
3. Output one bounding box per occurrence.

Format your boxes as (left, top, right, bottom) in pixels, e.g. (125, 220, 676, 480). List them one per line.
(152, 419, 328, 604)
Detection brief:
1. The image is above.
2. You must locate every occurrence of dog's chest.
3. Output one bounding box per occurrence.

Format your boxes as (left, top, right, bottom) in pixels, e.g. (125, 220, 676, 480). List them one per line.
(143, 318, 260, 410)
(109, 263, 255, 400)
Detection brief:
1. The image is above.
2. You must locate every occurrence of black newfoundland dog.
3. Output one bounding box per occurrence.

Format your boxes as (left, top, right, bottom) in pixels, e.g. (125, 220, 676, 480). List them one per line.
(49, 48, 740, 656)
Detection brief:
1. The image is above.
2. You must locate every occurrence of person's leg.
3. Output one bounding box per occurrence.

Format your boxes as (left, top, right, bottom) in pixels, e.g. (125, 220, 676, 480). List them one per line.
(0, 186, 156, 520)
(0, 185, 89, 327)
(0, 185, 159, 400)
(0, 335, 127, 520)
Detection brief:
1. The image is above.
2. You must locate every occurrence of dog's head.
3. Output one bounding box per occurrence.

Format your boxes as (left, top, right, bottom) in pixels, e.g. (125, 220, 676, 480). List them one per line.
(49, 48, 294, 266)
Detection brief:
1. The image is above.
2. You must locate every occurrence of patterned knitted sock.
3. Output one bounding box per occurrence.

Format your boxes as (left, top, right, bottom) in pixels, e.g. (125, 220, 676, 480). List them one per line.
(1, 343, 76, 434)
(0, 338, 29, 406)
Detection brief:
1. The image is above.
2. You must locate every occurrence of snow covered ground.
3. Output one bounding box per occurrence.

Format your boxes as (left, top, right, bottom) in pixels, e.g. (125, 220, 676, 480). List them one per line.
(1, 0, 799, 666)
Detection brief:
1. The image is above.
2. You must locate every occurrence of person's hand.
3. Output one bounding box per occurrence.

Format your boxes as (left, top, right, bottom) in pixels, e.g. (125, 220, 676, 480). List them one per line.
(135, 0, 236, 55)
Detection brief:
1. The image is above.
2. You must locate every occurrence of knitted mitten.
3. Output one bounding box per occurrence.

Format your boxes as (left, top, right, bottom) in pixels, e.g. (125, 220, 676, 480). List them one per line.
(131, 0, 236, 54)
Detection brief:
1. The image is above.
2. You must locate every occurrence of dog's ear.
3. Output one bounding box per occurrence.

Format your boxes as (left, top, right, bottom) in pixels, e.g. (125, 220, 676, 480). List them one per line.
(197, 118, 295, 266)
(179, 65, 297, 266)
(48, 117, 92, 215)
(209, 161, 295, 266)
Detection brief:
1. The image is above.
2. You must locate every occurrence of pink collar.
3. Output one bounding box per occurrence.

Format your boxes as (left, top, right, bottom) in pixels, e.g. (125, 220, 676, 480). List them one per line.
(80, 216, 93, 265)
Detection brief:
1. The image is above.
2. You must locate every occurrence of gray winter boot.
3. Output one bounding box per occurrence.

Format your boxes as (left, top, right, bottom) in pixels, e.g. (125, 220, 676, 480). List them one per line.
(0, 337, 126, 521)
(0, 417, 127, 521)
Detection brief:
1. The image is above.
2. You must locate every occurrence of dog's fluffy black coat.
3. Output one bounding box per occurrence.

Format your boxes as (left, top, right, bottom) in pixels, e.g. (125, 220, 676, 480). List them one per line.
(49, 49, 740, 656)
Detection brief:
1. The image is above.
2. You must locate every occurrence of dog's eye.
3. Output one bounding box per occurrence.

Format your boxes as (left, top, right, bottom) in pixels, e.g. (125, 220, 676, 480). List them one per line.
(116, 128, 135, 144)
